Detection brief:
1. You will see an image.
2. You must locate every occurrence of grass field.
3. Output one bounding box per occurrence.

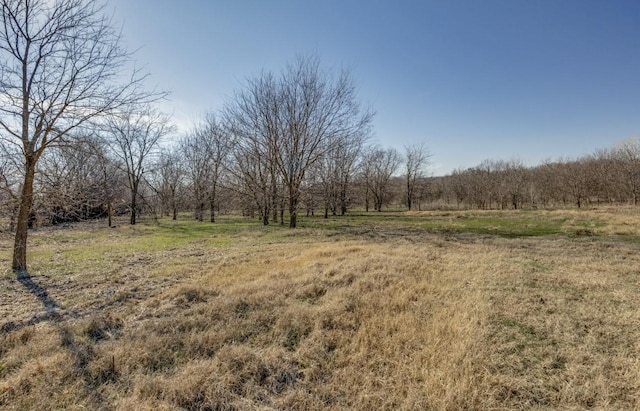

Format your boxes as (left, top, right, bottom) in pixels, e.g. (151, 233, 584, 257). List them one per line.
(1, 208, 639, 410)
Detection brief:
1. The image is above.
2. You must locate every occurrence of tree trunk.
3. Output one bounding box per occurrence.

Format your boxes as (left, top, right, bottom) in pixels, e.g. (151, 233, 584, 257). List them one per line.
(107, 201, 113, 227)
(13, 158, 36, 272)
(289, 209, 297, 228)
(289, 194, 298, 228)
(130, 187, 137, 225)
(365, 185, 370, 212)
(210, 188, 216, 223)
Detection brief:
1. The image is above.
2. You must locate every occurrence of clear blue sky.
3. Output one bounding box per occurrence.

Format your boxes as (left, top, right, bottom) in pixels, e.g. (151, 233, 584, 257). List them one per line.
(109, 0, 640, 175)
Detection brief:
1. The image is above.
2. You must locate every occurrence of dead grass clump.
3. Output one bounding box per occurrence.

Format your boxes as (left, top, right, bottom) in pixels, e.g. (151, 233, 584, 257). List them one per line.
(0, 336, 91, 410)
(274, 305, 315, 351)
(83, 312, 124, 342)
(295, 283, 326, 304)
(171, 285, 220, 306)
(124, 347, 303, 410)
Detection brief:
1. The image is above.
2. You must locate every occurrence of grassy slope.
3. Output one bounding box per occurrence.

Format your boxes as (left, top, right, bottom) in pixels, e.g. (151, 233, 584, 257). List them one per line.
(1, 208, 639, 410)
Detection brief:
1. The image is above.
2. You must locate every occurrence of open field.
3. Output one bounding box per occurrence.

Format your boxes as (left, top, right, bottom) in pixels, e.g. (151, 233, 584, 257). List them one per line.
(1, 208, 640, 410)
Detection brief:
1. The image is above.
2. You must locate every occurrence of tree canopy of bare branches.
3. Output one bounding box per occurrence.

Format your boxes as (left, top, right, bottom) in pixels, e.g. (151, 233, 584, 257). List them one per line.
(225, 55, 373, 228)
(362, 146, 402, 212)
(404, 144, 430, 210)
(106, 107, 172, 225)
(180, 112, 233, 222)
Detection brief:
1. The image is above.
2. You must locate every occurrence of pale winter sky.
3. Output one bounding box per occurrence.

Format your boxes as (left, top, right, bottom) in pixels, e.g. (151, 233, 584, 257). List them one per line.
(109, 0, 640, 175)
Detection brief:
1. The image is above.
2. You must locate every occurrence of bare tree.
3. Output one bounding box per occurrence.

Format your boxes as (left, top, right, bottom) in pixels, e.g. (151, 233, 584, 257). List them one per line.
(314, 133, 366, 218)
(227, 128, 276, 225)
(180, 113, 233, 222)
(89, 138, 125, 227)
(226, 55, 372, 228)
(612, 138, 640, 205)
(552, 159, 591, 208)
(200, 113, 233, 222)
(404, 144, 430, 210)
(106, 106, 172, 224)
(277, 57, 372, 227)
(589, 148, 617, 205)
(0, 142, 21, 230)
(362, 146, 402, 212)
(335, 132, 367, 215)
(153, 147, 184, 220)
(500, 159, 529, 209)
(0, 0, 162, 271)
(180, 129, 209, 222)
(225, 72, 278, 225)
(36, 143, 105, 225)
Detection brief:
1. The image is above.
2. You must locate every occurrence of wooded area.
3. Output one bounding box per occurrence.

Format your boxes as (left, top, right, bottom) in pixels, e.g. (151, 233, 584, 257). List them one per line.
(1, 0, 639, 270)
(3, 128, 640, 231)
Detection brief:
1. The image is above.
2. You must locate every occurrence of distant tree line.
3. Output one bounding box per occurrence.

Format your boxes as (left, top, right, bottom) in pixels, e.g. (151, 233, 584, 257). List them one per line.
(430, 140, 640, 210)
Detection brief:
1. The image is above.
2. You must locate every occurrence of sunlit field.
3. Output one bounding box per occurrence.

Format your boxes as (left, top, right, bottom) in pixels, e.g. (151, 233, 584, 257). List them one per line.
(1, 207, 639, 410)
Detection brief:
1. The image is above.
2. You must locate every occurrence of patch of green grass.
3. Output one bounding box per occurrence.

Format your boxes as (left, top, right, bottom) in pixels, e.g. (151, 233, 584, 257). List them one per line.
(450, 215, 566, 237)
(17, 209, 638, 279)
(300, 211, 568, 238)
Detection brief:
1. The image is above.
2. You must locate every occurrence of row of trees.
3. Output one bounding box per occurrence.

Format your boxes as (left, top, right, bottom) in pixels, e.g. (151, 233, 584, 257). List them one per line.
(12, 126, 640, 238)
(438, 142, 640, 210)
(0, 118, 431, 229)
(7, 131, 640, 236)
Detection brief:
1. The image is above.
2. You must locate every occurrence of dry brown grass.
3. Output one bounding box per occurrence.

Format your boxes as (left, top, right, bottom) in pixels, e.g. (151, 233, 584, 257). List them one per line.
(1, 209, 640, 410)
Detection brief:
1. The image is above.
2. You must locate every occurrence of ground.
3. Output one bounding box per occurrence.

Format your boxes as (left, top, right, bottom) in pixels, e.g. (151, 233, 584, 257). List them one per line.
(1, 208, 639, 410)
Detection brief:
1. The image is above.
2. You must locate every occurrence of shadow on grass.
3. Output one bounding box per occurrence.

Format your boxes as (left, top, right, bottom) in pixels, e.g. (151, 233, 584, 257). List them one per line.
(16, 270, 61, 313)
(2, 272, 111, 407)
(0, 270, 65, 334)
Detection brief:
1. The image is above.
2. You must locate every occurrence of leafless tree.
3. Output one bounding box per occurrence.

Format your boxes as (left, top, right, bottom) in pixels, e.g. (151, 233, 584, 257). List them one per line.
(36, 144, 105, 225)
(335, 132, 367, 215)
(499, 159, 529, 209)
(202, 113, 233, 222)
(589, 148, 617, 204)
(0, 140, 21, 230)
(153, 147, 184, 220)
(225, 72, 278, 225)
(180, 113, 233, 222)
(551, 159, 591, 208)
(225, 55, 372, 228)
(0, 0, 163, 271)
(361, 146, 402, 212)
(315, 132, 367, 217)
(106, 106, 172, 224)
(278, 57, 372, 227)
(612, 138, 640, 205)
(180, 130, 209, 222)
(404, 144, 430, 210)
(315, 149, 340, 218)
(89, 138, 125, 227)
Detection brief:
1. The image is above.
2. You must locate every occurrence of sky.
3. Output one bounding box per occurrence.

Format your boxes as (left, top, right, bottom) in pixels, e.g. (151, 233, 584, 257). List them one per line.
(108, 0, 640, 176)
